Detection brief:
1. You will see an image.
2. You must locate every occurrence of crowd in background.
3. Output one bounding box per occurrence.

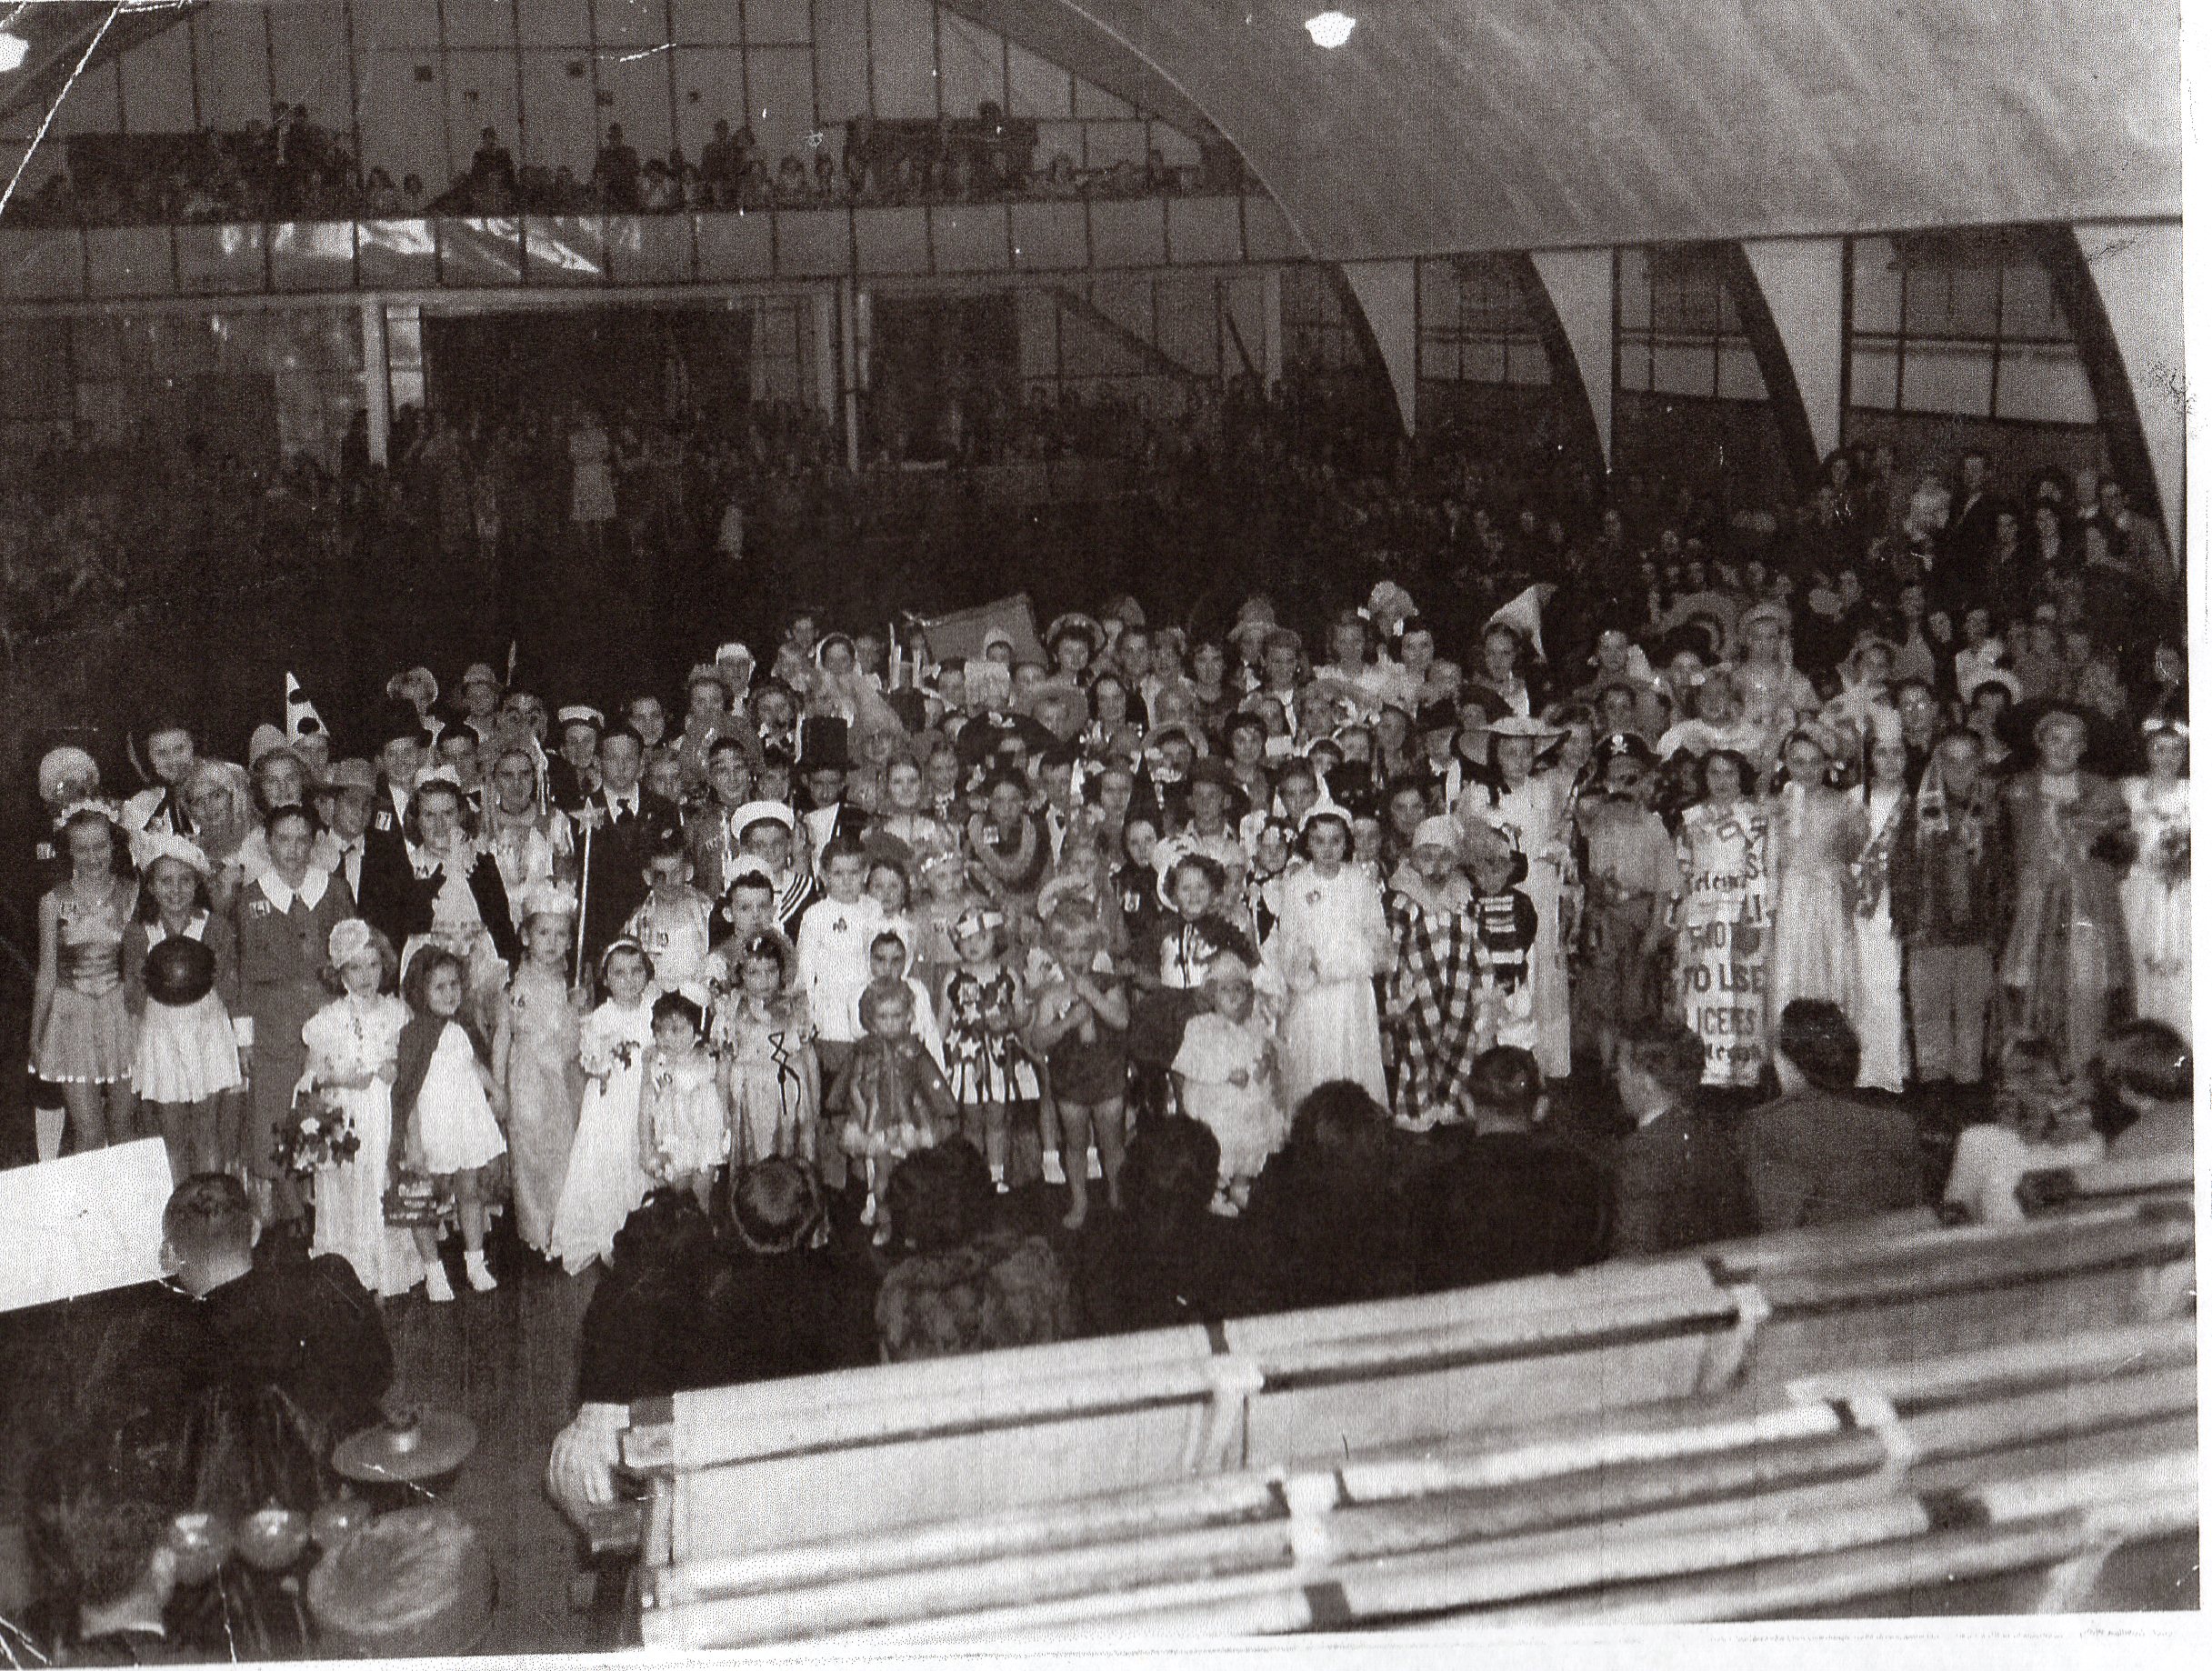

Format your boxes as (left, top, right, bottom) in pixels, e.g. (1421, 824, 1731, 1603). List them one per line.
(8, 104, 1223, 229)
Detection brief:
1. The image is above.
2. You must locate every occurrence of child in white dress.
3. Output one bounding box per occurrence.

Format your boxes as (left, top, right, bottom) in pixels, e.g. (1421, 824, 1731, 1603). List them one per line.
(1172, 953, 1284, 1214)
(638, 991, 726, 1212)
(394, 946, 509, 1298)
(547, 939, 658, 1273)
(303, 920, 426, 1298)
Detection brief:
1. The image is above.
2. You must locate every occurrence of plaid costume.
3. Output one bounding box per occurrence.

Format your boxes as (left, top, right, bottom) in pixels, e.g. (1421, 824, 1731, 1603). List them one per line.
(1385, 884, 1486, 1126)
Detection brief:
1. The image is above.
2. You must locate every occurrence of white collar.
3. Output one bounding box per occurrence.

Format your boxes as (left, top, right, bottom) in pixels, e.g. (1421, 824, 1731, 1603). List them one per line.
(606, 785, 641, 810)
(258, 868, 330, 912)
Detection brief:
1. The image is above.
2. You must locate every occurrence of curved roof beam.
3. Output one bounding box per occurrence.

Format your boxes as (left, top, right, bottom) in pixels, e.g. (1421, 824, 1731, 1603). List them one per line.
(959, 0, 2180, 262)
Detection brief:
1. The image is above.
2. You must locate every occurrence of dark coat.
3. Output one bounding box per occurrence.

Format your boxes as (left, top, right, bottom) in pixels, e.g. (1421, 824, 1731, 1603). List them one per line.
(1609, 1104, 1756, 1257)
(1737, 1087, 1924, 1232)
(572, 787, 685, 971)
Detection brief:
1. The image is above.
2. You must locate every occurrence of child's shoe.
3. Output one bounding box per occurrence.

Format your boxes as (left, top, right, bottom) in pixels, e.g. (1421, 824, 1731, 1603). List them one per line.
(464, 1250, 497, 1293)
(1086, 1147, 1104, 1181)
(1040, 1149, 1066, 1186)
(423, 1263, 455, 1303)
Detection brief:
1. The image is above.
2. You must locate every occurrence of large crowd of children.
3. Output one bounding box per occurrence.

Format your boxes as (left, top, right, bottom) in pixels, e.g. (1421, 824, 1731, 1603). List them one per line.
(21, 440, 2193, 1316)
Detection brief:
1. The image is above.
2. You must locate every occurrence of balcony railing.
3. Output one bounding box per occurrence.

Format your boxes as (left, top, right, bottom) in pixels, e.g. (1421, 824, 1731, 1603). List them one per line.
(0, 194, 1298, 305)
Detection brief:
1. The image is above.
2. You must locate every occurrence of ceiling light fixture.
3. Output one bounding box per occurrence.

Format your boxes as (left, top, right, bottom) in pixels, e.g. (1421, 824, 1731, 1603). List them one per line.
(1304, 11, 1356, 48)
(0, 32, 30, 74)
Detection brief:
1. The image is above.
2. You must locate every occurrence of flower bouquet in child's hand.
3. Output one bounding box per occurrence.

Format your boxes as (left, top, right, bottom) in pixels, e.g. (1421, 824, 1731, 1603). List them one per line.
(275, 1086, 360, 1176)
(2157, 825, 2189, 886)
(580, 1036, 640, 1090)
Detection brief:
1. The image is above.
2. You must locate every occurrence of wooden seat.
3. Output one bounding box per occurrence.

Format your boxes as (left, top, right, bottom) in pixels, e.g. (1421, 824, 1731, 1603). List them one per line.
(623, 1201, 2194, 1645)
(637, 1314, 2194, 1647)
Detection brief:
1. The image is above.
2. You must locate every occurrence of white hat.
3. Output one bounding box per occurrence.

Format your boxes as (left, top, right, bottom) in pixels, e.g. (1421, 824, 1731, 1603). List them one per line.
(328, 917, 376, 969)
(728, 799, 796, 836)
(131, 826, 211, 877)
(1486, 584, 1556, 663)
(1411, 815, 1463, 855)
(36, 745, 99, 805)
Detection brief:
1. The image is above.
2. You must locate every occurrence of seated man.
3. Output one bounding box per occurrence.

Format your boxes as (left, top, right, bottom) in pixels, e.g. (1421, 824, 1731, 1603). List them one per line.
(2097, 1019, 2194, 1164)
(1607, 1022, 1756, 1257)
(1737, 1001, 1923, 1232)
(1416, 1047, 1612, 1289)
(161, 1174, 395, 1454)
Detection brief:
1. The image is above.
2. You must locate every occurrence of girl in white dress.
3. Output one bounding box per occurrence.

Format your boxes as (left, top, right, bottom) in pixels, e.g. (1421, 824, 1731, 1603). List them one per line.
(1266, 812, 1390, 1106)
(1170, 953, 1283, 1213)
(303, 920, 426, 1299)
(394, 946, 510, 1297)
(547, 939, 658, 1274)
(1848, 717, 1912, 1093)
(2121, 720, 2190, 1037)
(637, 991, 726, 1213)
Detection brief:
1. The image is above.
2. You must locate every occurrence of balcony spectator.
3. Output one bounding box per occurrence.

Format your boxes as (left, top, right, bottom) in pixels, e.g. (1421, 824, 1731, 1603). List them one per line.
(594, 123, 642, 211)
(469, 126, 518, 204)
(700, 119, 749, 205)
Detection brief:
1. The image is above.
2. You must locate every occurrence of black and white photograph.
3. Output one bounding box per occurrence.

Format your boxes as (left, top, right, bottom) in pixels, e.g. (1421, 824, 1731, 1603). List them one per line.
(0, 0, 2197, 1658)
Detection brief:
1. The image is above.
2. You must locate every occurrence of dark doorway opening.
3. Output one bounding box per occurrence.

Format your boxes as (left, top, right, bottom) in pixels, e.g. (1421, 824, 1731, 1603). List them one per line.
(421, 305, 754, 425)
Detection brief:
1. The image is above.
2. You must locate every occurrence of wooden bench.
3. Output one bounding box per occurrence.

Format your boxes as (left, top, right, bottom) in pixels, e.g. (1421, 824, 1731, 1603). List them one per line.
(636, 1316, 2194, 1646)
(620, 1197, 2193, 1643)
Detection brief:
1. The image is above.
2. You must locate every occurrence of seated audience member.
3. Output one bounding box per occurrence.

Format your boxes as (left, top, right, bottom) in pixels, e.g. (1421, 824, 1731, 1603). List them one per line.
(1415, 1047, 1611, 1289)
(1737, 1001, 1923, 1231)
(1072, 1115, 1250, 1335)
(695, 1160, 878, 1383)
(24, 1438, 205, 1665)
(1241, 1080, 1416, 1313)
(2094, 1019, 2194, 1164)
(875, 1143, 1076, 1362)
(1607, 1023, 1756, 1256)
(547, 1190, 718, 1526)
(160, 1173, 394, 1454)
(1941, 1040, 2107, 1224)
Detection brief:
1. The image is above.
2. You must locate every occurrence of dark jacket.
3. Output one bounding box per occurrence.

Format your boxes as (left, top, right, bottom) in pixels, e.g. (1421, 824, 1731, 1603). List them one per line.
(572, 787, 686, 968)
(875, 1232, 1076, 1362)
(356, 840, 521, 970)
(197, 1255, 395, 1448)
(1890, 775, 2008, 948)
(1609, 1105, 1756, 1257)
(1415, 1129, 1613, 1288)
(1737, 1087, 1924, 1232)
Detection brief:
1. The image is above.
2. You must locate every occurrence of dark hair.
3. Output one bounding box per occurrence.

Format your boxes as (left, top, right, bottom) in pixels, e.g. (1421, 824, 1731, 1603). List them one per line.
(2101, 1019, 2192, 1102)
(401, 944, 467, 1015)
(1776, 999, 1861, 1091)
(263, 801, 321, 841)
(26, 1440, 180, 1612)
(1619, 1021, 1707, 1100)
(870, 927, 912, 960)
(599, 938, 656, 982)
(401, 776, 473, 845)
(133, 856, 213, 924)
(1166, 853, 1226, 896)
(1472, 1046, 1545, 1125)
(886, 1140, 993, 1255)
(727, 1158, 823, 1254)
(599, 725, 646, 755)
(727, 867, 776, 898)
(1118, 1115, 1220, 1226)
(1296, 810, 1353, 857)
(1702, 749, 1755, 799)
(651, 990, 704, 1034)
(706, 735, 751, 766)
(819, 836, 869, 871)
(1288, 1080, 1390, 1157)
(608, 1187, 714, 1276)
(646, 836, 690, 868)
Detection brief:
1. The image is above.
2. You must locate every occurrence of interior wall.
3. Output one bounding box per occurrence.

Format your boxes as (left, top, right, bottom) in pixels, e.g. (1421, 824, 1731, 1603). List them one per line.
(0, 0, 1205, 198)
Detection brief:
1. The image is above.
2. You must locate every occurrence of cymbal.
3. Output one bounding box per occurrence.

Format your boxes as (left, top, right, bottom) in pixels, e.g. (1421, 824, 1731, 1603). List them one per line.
(332, 1409, 479, 1485)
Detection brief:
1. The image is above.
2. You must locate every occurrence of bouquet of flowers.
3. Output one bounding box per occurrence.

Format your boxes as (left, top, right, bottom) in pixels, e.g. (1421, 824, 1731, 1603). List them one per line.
(275, 1086, 360, 1176)
(581, 1036, 641, 1089)
(2157, 825, 2189, 887)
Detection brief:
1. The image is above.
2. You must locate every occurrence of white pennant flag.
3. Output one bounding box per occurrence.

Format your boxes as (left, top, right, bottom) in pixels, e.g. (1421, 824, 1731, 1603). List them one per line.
(285, 672, 327, 744)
